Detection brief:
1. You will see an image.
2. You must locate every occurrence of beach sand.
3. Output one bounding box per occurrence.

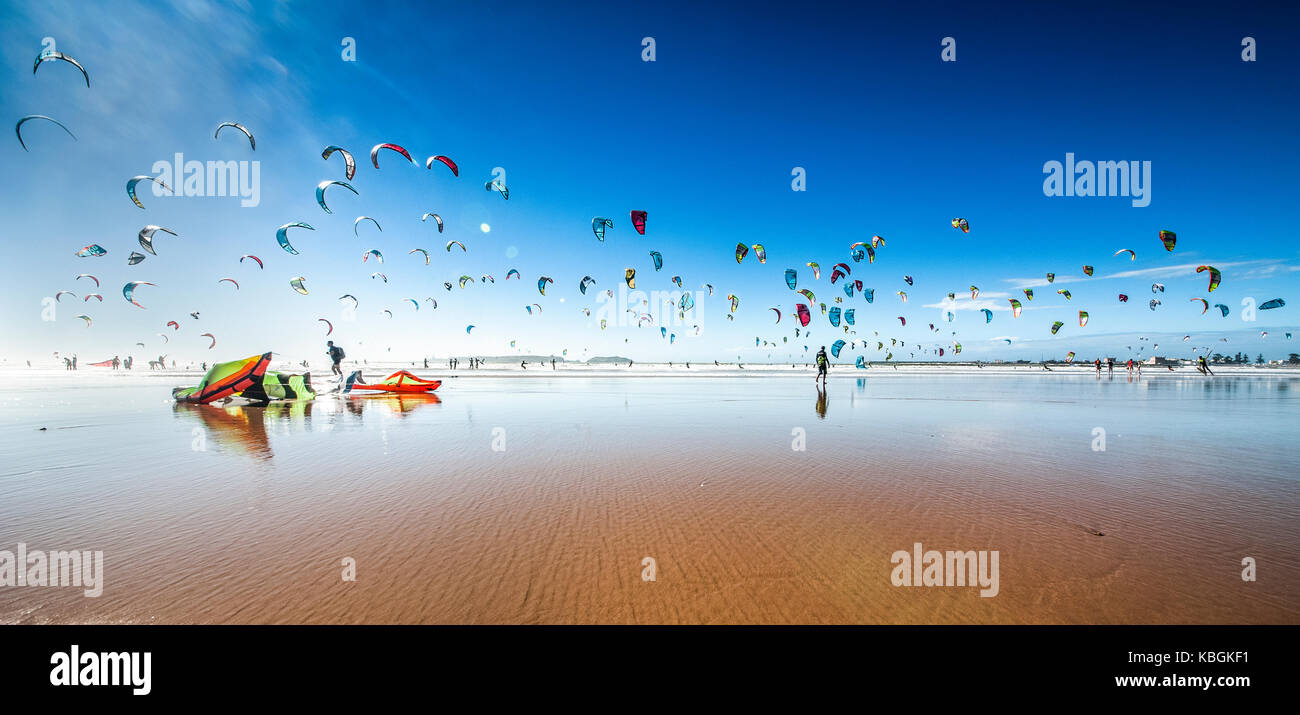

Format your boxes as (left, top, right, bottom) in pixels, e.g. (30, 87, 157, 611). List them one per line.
(1, 367, 1297, 624)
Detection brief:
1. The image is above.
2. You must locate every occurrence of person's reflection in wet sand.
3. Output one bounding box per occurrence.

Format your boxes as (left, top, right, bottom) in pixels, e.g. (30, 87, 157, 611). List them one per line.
(815, 384, 828, 419)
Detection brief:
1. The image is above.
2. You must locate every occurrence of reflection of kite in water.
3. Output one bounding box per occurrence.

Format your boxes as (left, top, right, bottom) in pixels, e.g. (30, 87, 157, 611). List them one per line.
(322, 145, 356, 179)
(1159, 230, 1176, 252)
(214, 122, 255, 150)
(127, 175, 172, 209)
(316, 180, 357, 214)
(592, 217, 613, 241)
(290, 277, 308, 295)
(370, 143, 413, 168)
(1196, 265, 1221, 292)
(276, 222, 313, 255)
(1260, 298, 1286, 310)
(630, 210, 647, 235)
(15, 115, 76, 151)
(122, 281, 155, 308)
(34, 49, 90, 87)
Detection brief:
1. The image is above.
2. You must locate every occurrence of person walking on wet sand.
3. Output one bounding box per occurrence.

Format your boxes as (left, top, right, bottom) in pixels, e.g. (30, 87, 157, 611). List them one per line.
(1094, 358, 1102, 376)
(815, 345, 829, 385)
(327, 340, 345, 376)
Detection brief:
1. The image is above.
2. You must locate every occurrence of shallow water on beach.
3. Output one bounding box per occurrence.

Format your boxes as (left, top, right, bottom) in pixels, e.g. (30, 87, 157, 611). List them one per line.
(1, 371, 1297, 624)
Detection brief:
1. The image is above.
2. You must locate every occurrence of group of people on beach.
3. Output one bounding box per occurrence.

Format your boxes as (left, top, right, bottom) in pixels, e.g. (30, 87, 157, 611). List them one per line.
(1092, 357, 1143, 377)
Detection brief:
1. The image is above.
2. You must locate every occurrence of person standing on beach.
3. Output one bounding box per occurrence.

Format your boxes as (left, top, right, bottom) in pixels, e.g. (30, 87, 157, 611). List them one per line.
(71, 356, 77, 370)
(1126, 358, 1134, 376)
(1107, 357, 1115, 375)
(551, 358, 556, 370)
(1094, 358, 1101, 376)
(327, 341, 345, 376)
(815, 346, 829, 384)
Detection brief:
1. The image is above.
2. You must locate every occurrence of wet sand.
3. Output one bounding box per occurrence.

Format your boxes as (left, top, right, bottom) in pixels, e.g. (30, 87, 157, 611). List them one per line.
(1, 371, 1297, 624)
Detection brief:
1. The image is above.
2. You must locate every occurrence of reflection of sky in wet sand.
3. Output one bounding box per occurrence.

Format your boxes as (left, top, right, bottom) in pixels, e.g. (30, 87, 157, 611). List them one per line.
(0, 374, 1296, 624)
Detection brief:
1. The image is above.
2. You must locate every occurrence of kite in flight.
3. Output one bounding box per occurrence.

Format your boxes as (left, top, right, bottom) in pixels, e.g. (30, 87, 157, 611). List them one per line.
(214, 122, 255, 150)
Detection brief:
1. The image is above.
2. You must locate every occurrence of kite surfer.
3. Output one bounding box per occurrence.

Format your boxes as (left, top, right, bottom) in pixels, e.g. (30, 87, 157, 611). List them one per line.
(327, 340, 345, 376)
(815, 346, 829, 384)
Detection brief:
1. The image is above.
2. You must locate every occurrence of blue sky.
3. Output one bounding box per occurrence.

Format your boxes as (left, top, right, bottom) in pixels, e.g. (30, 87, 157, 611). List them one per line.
(2, 0, 1297, 365)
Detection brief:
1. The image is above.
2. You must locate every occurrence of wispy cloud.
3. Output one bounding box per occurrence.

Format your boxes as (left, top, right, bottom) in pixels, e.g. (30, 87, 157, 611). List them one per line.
(1002, 260, 1284, 289)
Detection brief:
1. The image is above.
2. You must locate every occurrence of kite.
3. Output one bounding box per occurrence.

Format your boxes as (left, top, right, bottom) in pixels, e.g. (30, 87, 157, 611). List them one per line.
(1008, 299, 1022, 318)
(370, 143, 413, 168)
(625, 268, 636, 289)
(897, 291, 907, 302)
(1051, 321, 1064, 335)
(426, 155, 459, 176)
(485, 179, 509, 199)
(201, 333, 216, 349)
(735, 243, 749, 264)
(649, 251, 663, 271)
(863, 288, 874, 303)
(167, 320, 180, 330)
(679, 293, 695, 312)
(372, 272, 388, 283)
(76, 274, 99, 287)
(796, 303, 811, 327)
(76, 314, 91, 327)
(1083, 265, 1094, 276)
(427, 298, 438, 309)
(770, 307, 782, 323)
(592, 217, 613, 241)
(322, 145, 356, 180)
(409, 248, 430, 264)
(951, 218, 969, 233)
(338, 295, 358, 309)
(1149, 299, 1161, 310)
(240, 255, 263, 269)
(466, 325, 475, 334)
(526, 303, 542, 314)
(1078, 310, 1089, 327)
(316, 180, 357, 214)
(898, 316, 906, 326)
(829, 306, 841, 327)
(981, 308, 993, 324)
(318, 318, 333, 336)
(290, 277, 309, 295)
(579, 276, 596, 294)
(506, 269, 521, 280)
(1152, 283, 1165, 293)
(171, 353, 273, 405)
(1046, 273, 1055, 283)
(1024, 289, 1034, 300)
(630, 210, 647, 235)
(1114, 248, 1135, 261)
(970, 286, 979, 300)
(127, 175, 172, 209)
(422, 213, 444, 232)
(55, 291, 75, 302)
(1190, 297, 1208, 314)
(362, 249, 383, 264)
(406, 298, 419, 311)
(1159, 230, 1176, 252)
(831, 340, 846, 358)
(904, 275, 913, 286)
(276, 222, 313, 255)
(1260, 298, 1286, 310)
(33, 49, 89, 87)
(354, 216, 382, 236)
(1214, 304, 1229, 317)
(381, 310, 392, 319)
(1196, 265, 1221, 292)
(538, 276, 553, 295)
(672, 275, 683, 287)
(798, 289, 815, 303)
(214, 122, 255, 150)
(15, 115, 76, 151)
(219, 278, 239, 290)
(445, 240, 466, 252)
(138, 225, 177, 255)
(1057, 289, 1071, 300)
(83, 293, 102, 302)
(806, 262, 820, 280)
(122, 281, 155, 308)
(752, 244, 767, 264)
